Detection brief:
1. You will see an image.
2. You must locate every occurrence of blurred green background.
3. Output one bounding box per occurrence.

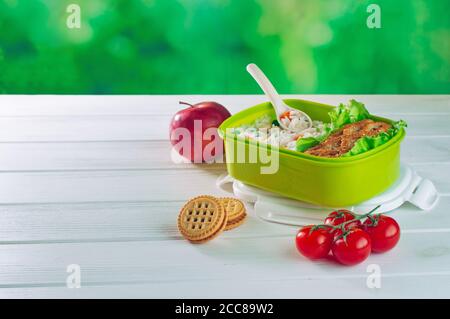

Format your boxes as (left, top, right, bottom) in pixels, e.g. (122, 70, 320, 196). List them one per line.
(0, 0, 448, 94)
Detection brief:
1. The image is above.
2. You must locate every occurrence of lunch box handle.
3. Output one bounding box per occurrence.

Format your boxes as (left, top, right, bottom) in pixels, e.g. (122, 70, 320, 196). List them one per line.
(407, 175, 439, 211)
(253, 197, 328, 226)
(216, 173, 235, 192)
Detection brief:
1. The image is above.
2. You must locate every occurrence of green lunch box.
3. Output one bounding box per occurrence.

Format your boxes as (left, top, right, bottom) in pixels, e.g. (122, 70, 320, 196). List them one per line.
(218, 99, 406, 207)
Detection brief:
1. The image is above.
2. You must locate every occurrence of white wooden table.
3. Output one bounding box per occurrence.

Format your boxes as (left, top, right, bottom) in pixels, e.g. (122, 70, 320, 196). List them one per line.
(0, 95, 449, 298)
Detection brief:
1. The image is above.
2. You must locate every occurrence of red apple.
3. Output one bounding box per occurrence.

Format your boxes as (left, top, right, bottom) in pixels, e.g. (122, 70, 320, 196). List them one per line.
(169, 101, 231, 163)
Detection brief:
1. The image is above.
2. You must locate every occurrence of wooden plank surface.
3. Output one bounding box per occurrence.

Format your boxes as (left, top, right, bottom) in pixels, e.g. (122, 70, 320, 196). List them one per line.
(1, 274, 449, 298)
(0, 95, 448, 116)
(0, 197, 448, 244)
(0, 137, 448, 172)
(0, 163, 448, 204)
(0, 113, 448, 142)
(1, 232, 449, 287)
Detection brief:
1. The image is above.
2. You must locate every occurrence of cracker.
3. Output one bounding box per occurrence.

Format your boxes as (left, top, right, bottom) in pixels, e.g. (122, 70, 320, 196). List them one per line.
(220, 197, 247, 231)
(224, 214, 247, 231)
(178, 195, 227, 243)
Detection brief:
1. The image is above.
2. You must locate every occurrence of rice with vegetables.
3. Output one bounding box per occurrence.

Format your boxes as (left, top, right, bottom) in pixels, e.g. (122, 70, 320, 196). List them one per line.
(230, 115, 328, 151)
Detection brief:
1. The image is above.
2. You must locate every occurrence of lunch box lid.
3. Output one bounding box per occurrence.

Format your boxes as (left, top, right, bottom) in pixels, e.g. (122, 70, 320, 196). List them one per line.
(218, 98, 406, 164)
(216, 164, 439, 226)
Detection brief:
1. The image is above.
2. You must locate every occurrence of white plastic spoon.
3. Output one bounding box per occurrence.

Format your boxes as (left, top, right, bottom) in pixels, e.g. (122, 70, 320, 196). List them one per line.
(246, 63, 312, 132)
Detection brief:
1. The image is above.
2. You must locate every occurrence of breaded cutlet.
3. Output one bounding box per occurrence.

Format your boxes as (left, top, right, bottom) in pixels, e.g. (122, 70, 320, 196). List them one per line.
(305, 119, 391, 158)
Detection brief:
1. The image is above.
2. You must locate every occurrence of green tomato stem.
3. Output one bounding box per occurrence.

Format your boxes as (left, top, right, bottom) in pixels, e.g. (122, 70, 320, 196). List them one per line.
(329, 205, 381, 231)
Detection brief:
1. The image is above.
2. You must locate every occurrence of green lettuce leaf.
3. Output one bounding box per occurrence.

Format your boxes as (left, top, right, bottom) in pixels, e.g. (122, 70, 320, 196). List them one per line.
(296, 137, 321, 152)
(295, 125, 333, 152)
(329, 99, 370, 128)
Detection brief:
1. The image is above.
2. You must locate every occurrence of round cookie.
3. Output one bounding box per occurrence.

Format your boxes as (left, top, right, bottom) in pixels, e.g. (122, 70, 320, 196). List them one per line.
(224, 214, 247, 231)
(178, 196, 227, 243)
(220, 197, 247, 231)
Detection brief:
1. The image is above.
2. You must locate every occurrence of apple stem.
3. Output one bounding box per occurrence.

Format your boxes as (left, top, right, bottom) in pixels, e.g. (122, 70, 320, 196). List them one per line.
(179, 101, 193, 107)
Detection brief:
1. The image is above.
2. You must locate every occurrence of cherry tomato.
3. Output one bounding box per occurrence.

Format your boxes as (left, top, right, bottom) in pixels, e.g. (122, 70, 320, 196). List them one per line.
(363, 214, 400, 253)
(331, 228, 371, 266)
(324, 210, 362, 239)
(295, 225, 333, 260)
(332, 222, 360, 241)
(324, 209, 361, 227)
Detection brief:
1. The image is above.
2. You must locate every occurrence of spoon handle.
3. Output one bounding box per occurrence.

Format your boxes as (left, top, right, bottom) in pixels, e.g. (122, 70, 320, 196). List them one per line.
(246, 63, 286, 114)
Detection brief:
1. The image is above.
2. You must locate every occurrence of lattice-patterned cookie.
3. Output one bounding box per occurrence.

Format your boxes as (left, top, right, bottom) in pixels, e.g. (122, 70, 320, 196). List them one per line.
(220, 197, 247, 231)
(178, 196, 227, 243)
